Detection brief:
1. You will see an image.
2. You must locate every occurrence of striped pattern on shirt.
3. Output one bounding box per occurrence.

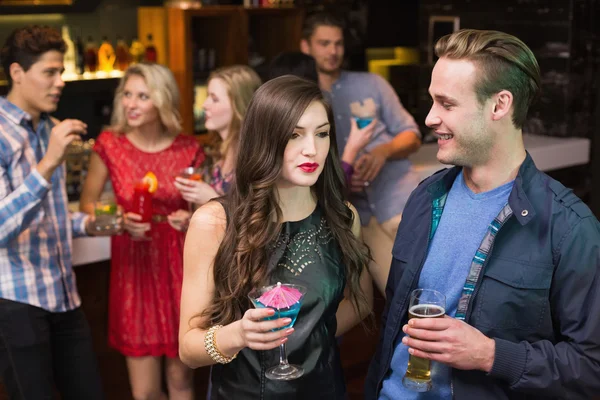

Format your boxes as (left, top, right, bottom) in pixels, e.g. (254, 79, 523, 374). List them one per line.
(0, 97, 87, 312)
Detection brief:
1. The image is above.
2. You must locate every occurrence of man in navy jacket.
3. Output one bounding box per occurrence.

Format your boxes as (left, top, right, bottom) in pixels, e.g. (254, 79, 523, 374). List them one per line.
(366, 29, 600, 399)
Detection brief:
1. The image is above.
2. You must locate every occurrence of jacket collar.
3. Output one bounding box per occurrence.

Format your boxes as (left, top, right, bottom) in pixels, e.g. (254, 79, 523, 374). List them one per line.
(425, 152, 538, 226)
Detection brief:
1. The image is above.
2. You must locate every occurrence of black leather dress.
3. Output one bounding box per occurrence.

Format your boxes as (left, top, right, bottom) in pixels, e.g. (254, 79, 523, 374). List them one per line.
(209, 206, 348, 399)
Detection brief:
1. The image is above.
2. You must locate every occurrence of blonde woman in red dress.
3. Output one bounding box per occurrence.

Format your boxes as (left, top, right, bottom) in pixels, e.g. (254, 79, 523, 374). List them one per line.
(80, 63, 204, 400)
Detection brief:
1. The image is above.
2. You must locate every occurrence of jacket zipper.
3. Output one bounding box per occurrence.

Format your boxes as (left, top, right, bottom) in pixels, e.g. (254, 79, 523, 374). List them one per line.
(452, 223, 502, 400)
(466, 234, 497, 321)
(376, 204, 433, 397)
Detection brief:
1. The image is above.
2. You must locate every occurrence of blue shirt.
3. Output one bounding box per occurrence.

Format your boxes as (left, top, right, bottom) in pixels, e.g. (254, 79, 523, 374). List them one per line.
(379, 171, 514, 399)
(0, 97, 88, 312)
(323, 70, 422, 225)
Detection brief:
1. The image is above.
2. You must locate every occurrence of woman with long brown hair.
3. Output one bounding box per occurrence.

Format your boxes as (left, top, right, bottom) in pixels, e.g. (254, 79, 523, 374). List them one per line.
(179, 75, 373, 398)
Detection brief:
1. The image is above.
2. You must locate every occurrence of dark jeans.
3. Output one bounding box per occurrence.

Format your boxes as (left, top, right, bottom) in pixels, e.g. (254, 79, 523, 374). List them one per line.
(0, 299, 105, 400)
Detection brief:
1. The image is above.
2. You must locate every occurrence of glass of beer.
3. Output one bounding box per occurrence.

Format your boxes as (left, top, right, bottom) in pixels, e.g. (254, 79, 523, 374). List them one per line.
(402, 288, 446, 392)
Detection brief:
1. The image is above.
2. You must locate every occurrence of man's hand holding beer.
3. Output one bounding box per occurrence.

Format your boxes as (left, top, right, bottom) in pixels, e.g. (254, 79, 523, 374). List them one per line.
(401, 316, 496, 373)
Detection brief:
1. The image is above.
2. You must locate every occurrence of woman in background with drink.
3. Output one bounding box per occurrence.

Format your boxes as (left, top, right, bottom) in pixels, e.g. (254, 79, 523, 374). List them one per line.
(80, 62, 203, 400)
(174, 65, 261, 204)
(179, 76, 373, 399)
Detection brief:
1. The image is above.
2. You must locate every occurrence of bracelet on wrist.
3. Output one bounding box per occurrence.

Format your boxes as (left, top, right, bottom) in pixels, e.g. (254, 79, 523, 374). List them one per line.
(204, 324, 238, 364)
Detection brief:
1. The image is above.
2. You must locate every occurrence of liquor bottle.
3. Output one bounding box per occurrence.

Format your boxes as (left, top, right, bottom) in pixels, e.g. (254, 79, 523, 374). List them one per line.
(115, 36, 130, 71)
(144, 34, 157, 63)
(61, 26, 77, 76)
(129, 37, 145, 65)
(84, 36, 98, 73)
(98, 36, 116, 72)
(75, 36, 85, 75)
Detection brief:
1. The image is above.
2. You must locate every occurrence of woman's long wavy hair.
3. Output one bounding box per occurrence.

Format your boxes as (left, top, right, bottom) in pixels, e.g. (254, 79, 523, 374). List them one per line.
(200, 75, 371, 328)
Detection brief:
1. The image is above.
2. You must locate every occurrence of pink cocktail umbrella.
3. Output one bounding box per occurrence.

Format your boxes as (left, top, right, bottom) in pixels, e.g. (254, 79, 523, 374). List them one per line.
(258, 282, 302, 309)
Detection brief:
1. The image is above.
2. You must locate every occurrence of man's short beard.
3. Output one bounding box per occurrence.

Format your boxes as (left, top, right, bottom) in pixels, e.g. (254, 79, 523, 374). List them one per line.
(318, 67, 340, 76)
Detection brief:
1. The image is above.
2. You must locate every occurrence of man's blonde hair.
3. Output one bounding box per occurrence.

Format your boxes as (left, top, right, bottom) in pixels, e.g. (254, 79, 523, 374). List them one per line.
(435, 29, 541, 129)
(111, 62, 182, 135)
(207, 65, 262, 160)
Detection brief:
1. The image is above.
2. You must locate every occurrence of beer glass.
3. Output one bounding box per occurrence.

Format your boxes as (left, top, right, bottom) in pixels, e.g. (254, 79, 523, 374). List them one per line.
(402, 288, 446, 392)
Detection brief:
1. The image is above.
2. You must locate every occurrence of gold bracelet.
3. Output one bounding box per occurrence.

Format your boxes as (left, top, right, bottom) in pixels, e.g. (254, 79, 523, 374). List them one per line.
(204, 325, 238, 364)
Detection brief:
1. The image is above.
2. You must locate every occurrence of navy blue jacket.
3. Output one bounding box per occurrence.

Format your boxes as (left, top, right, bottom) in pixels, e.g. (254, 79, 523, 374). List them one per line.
(365, 154, 600, 399)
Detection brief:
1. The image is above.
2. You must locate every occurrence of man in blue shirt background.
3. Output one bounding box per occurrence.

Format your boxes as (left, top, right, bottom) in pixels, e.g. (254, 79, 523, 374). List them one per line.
(301, 12, 422, 295)
(0, 26, 106, 399)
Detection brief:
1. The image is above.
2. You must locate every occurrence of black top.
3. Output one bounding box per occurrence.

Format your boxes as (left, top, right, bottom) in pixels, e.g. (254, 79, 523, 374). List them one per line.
(210, 206, 347, 399)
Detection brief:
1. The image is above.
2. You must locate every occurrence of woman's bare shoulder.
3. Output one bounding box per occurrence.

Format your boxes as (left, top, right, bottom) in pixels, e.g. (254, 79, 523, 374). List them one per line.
(189, 200, 227, 232)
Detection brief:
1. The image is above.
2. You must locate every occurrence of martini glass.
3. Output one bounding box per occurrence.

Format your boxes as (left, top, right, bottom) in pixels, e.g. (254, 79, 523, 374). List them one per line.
(248, 282, 306, 380)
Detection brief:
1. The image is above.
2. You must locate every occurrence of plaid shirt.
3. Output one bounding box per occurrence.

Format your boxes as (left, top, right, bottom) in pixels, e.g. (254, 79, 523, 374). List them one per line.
(0, 97, 88, 312)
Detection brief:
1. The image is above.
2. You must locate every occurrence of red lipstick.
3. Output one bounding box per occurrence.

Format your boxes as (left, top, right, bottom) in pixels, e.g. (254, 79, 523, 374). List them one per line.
(299, 163, 319, 173)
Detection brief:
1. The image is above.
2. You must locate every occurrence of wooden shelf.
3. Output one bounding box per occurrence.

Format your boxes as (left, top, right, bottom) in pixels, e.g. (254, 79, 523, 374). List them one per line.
(138, 5, 304, 135)
(0, 71, 123, 87)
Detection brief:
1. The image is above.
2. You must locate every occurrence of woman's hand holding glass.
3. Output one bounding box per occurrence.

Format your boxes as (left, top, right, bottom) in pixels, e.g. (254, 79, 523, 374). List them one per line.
(123, 212, 151, 238)
(174, 177, 219, 206)
(344, 117, 377, 163)
(341, 118, 377, 168)
(235, 308, 295, 351)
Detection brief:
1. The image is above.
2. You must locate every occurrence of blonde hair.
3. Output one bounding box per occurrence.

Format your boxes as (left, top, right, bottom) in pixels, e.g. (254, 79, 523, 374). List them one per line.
(206, 65, 262, 160)
(435, 29, 541, 129)
(111, 62, 182, 135)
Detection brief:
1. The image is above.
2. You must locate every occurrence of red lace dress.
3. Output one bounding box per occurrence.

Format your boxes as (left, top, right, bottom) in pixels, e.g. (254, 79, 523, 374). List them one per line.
(94, 131, 205, 358)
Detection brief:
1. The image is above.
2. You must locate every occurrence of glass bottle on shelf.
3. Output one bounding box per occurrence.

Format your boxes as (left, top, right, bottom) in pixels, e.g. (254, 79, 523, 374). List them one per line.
(129, 37, 145, 65)
(61, 26, 77, 77)
(84, 36, 98, 74)
(75, 36, 85, 75)
(115, 36, 130, 71)
(144, 34, 157, 63)
(207, 48, 216, 70)
(98, 36, 116, 74)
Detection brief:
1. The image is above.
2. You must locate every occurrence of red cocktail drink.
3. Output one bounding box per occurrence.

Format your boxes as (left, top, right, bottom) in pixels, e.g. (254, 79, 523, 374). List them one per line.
(132, 182, 152, 239)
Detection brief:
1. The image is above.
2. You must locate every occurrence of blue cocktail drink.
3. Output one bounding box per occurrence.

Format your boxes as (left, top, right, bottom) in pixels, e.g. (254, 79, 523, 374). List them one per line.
(249, 282, 307, 380)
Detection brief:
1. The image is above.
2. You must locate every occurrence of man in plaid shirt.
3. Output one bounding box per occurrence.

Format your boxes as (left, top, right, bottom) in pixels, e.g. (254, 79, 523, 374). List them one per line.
(0, 26, 105, 399)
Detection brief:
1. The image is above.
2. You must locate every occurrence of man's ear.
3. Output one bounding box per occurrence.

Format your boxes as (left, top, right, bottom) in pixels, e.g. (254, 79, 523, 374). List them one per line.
(300, 39, 310, 55)
(491, 90, 513, 122)
(9, 62, 24, 86)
